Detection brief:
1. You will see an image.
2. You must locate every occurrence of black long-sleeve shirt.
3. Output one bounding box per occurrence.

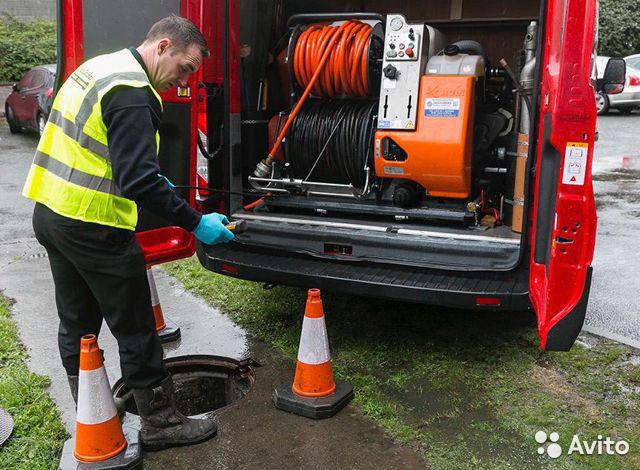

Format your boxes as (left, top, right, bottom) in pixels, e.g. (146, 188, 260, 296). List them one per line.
(101, 48, 201, 231)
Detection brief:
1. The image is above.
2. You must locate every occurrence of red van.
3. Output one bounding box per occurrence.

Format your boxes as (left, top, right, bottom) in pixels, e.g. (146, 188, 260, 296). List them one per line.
(55, 0, 625, 351)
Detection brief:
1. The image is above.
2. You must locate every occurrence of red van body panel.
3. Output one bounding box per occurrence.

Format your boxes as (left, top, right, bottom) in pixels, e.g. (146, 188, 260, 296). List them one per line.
(529, 0, 598, 350)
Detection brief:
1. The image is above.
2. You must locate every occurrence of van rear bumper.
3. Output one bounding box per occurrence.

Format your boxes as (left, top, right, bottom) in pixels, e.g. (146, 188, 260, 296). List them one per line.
(198, 243, 531, 310)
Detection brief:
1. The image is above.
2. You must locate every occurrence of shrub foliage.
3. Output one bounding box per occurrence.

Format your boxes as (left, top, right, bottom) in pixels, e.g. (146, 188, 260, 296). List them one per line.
(599, 0, 640, 57)
(0, 16, 56, 83)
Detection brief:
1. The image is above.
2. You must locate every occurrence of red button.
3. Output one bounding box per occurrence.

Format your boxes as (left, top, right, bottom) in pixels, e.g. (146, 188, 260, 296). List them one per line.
(405, 48, 414, 58)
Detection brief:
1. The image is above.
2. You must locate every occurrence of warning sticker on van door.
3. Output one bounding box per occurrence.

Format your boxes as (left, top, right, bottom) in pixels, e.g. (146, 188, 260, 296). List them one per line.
(425, 98, 460, 117)
(562, 142, 589, 185)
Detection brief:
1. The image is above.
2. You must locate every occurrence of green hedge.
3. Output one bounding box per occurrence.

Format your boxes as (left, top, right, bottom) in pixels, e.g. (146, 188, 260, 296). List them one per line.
(599, 0, 640, 57)
(0, 16, 56, 84)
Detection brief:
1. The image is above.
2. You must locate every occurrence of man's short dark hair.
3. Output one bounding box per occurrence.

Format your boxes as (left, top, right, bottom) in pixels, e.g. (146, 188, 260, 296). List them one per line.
(145, 15, 209, 58)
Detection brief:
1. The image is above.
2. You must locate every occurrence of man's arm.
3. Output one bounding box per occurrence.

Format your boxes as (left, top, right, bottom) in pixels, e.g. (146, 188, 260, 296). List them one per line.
(102, 86, 202, 231)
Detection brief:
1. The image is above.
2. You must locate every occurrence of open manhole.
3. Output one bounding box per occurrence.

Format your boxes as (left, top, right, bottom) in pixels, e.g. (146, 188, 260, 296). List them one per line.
(113, 355, 258, 416)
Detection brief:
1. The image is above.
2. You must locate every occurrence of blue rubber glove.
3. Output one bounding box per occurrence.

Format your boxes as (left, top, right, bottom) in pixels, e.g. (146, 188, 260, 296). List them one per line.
(193, 213, 235, 245)
(158, 173, 175, 189)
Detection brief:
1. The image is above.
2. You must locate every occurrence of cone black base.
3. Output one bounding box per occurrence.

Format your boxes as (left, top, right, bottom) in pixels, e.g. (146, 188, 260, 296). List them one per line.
(58, 424, 142, 469)
(273, 380, 354, 419)
(157, 317, 181, 343)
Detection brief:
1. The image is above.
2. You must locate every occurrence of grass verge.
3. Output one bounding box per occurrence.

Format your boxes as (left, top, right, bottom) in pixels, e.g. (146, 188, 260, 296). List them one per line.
(0, 293, 67, 469)
(167, 258, 640, 469)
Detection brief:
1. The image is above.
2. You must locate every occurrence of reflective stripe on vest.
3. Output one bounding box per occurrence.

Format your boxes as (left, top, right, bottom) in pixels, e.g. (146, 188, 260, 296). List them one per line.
(48, 109, 110, 159)
(33, 150, 119, 195)
(75, 71, 149, 127)
(22, 49, 162, 230)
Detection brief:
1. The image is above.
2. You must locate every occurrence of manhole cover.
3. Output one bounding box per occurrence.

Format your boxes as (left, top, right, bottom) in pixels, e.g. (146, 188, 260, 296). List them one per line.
(113, 355, 258, 416)
(0, 408, 14, 446)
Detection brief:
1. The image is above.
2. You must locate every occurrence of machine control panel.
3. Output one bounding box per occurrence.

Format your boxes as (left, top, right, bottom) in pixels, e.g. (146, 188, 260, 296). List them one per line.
(377, 14, 427, 131)
(385, 32, 418, 61)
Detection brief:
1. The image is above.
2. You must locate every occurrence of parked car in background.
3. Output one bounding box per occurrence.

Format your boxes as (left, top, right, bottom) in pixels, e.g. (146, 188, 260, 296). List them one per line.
(626, 53, 640, 71)
(596, 56, 639, 115)
(4, 64, 56, 135)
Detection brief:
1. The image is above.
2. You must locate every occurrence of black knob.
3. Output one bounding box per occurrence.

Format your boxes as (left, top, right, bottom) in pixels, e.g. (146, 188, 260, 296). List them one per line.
(383, 64, 398, 80)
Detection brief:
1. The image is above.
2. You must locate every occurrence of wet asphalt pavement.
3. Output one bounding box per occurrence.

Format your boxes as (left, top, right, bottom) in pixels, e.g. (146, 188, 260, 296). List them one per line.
(586, 111, 640, 347)
(0, 104, 639, 467)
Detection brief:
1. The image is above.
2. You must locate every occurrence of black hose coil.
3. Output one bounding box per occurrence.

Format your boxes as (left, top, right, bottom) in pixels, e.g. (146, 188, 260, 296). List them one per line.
(285, 99, 377, 189)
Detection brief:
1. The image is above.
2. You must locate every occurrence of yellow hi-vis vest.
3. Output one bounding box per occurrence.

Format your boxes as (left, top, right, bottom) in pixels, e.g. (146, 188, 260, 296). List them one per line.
(22, 49, 162, 230)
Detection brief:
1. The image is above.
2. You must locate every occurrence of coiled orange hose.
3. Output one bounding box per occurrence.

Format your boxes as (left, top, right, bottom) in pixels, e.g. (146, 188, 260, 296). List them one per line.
(293, 20, 372, 98)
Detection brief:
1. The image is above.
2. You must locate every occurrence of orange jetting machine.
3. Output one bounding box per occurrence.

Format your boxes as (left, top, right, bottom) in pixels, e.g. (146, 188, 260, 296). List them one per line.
(254, 12, 515, 225)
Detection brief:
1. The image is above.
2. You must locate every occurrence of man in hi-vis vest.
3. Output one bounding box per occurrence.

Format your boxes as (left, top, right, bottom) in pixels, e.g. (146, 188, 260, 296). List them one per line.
(22, 16, 230, 450)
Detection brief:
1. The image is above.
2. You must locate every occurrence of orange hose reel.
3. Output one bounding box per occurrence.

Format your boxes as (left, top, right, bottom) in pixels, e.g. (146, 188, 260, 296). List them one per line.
(267, 20, 374, 161)
(249, 19, 377, 211)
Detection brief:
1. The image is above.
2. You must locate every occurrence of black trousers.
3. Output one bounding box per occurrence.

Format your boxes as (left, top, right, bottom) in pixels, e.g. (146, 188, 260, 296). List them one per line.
(32, 203, 166, 389)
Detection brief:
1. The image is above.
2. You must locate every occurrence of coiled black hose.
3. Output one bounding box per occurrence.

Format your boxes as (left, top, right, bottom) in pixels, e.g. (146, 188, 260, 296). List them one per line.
(285, 99, 377, 189)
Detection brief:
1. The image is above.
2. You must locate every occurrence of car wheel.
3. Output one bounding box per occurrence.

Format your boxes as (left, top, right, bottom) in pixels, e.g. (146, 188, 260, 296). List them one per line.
(5, 105, 21, 134)
(595, 93, 609, 115)
(37, 113, 47, 136)
(618, 107, 633, 115)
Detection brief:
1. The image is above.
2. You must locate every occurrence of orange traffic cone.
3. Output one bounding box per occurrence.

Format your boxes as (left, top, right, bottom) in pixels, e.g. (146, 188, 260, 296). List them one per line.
(147, 266, 181, 343)
(58, 335, 142, 469)
(273, 289, 353, 419)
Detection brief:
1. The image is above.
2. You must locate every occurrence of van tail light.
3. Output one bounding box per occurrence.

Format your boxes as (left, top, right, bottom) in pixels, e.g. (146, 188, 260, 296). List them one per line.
(628, 75, 640, 87)
(46, 88, 53, 98)
(220, 263, 239, 275)
(475, 296, 502, 307)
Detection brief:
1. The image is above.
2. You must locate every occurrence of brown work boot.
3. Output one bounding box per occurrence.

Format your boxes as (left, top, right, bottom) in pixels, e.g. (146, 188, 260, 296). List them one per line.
(132, 375, 217, 451)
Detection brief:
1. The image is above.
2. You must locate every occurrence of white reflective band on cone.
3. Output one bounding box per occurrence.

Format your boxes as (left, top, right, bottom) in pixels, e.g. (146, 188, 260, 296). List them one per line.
(297, 316, 331, 365)
(77, 367, 118, 425)
(147, 267, 159, 305)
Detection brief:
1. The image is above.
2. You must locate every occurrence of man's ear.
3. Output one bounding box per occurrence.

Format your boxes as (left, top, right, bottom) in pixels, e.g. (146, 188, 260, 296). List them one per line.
(157, 38, 172, 55)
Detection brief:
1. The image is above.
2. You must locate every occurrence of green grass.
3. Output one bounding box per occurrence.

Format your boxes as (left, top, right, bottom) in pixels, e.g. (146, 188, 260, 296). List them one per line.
(0, 294, 67, 469)
(166, 258, 640, 469)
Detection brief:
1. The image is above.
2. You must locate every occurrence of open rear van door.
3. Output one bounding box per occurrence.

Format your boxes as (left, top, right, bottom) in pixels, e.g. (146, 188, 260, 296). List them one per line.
(529, 0, 598, 350)
(56, 0, 206, 264)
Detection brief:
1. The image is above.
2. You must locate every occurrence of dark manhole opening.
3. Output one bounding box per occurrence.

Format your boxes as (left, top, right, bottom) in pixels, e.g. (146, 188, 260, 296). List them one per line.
(113, 355, 257, 416)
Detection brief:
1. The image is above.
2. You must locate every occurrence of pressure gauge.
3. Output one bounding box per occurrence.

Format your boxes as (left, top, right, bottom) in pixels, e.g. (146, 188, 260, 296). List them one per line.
(390, 17, 403, 32)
